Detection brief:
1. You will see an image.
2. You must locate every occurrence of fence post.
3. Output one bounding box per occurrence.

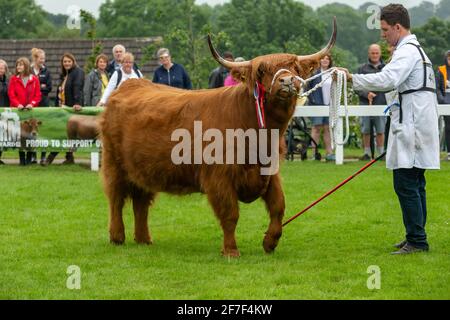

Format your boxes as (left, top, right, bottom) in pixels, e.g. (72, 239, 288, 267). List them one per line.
(91, 152, 99, 171)
(336, 117, 344, 165)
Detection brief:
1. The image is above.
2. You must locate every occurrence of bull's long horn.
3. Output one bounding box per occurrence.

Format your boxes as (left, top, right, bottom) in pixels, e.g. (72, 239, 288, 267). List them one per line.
(207, 35, 251, 68)
(297, 17, 337, 62)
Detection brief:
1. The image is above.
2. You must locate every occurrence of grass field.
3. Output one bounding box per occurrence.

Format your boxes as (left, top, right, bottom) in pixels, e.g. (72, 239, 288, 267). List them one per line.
(0, 159, 449, 300)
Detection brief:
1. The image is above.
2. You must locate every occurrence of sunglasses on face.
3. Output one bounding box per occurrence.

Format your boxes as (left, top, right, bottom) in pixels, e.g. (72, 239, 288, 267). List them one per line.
(159, 55, 170, 60)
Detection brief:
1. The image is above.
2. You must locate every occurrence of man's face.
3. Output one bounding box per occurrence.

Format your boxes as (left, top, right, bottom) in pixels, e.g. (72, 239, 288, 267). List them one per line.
(368, 45, 381, 64)
(114, 47, 125, 63)
(447, 55, 450, 66)
(380, 20, 401, 47)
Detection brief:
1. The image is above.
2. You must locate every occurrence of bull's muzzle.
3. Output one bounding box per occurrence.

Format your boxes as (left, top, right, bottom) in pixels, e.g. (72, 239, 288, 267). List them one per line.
(279, 76, 298, 97)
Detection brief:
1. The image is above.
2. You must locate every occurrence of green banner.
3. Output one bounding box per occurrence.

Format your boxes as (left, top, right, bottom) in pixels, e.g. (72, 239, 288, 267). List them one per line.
(0, 107, 103, 151)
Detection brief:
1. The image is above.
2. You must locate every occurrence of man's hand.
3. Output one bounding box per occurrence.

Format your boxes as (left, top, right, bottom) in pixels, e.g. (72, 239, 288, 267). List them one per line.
(25, 104, 33, 110)
(334, 67, 352, 82)
(73, 104, 82, 111)
(368, 92, 377, 105)
(17, 104, 24, 110)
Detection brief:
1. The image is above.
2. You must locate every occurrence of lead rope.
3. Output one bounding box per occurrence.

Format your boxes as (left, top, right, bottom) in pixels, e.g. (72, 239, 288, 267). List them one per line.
(296, 67, 350, 151)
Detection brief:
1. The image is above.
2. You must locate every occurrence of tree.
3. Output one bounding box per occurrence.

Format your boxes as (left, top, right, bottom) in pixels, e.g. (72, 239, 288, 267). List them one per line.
(317, 3, 380, 64)
(215, 0, 326, 59)
(414, 17, 450, 68)
(436, 0, 450, 20)
(0, 0, 55, 39)
(410, 1, 436, 27)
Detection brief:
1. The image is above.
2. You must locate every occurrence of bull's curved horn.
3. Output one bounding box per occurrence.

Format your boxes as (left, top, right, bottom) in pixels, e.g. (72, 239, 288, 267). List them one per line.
(207, 35, 251, 68)
(297, 17, 337, 62)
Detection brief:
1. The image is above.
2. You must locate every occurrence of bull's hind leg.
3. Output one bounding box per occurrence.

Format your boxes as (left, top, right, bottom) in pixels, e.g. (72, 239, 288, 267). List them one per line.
(102, 156, 127, 244)
(207, 190, 240, 257)
(262, 174, 285, 253)
(132, 187, 155, 244)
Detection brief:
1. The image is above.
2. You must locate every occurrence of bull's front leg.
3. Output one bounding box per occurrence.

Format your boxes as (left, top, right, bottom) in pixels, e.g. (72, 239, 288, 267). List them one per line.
(207, 188, 240, 257)
(262, 174, 285, 253)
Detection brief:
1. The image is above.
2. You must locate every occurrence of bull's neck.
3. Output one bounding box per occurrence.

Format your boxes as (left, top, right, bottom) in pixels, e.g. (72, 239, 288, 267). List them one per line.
(263, 96, 296, 132)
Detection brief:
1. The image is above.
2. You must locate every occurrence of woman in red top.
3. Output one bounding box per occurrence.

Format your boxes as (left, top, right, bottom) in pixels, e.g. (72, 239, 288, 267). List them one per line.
(8, 57, 41, 165)
(8, 57, 41, 109)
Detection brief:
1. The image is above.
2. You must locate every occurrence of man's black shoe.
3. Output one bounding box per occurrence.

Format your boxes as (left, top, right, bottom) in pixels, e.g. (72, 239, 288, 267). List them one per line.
(391, 243, 429, 255)
(394, 239, 407, 249)
(359, 154, 371, 161)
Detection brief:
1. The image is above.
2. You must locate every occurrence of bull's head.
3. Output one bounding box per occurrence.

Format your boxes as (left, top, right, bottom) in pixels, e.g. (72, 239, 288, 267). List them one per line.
(208, 17, 337, 103)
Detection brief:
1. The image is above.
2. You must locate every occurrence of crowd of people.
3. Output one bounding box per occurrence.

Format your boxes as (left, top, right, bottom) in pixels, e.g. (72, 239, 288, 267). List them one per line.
(0, 40, 449, 166)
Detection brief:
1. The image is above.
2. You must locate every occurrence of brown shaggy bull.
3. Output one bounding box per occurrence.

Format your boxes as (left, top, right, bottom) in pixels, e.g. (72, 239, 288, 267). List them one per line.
(100, 19, 337, 256)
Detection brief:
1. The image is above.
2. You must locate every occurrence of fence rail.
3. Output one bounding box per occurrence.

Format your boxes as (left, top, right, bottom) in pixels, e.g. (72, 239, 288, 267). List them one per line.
(293, 104, 450, 164)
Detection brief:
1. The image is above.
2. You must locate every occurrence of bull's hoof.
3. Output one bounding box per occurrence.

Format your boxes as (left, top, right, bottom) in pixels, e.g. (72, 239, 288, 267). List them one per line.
(221, 248, 240, 258)
(263, 234, 279, 254)
(134, 236, 153, 245)
(110, 233, 125, 245)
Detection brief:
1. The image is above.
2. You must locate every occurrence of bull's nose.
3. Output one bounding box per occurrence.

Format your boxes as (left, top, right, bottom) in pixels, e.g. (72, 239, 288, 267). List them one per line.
(279, 76, 294, 86)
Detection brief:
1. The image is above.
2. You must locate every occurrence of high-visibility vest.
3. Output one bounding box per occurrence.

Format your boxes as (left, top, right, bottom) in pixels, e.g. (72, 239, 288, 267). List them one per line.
(438, 65, 448, 91)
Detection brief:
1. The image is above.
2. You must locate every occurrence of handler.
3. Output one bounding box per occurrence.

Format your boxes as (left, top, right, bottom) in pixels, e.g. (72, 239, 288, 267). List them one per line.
(339, 4, 440, 254)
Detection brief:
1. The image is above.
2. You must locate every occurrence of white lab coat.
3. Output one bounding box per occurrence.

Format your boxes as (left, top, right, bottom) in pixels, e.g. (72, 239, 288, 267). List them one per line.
(353, 35, 440, 170)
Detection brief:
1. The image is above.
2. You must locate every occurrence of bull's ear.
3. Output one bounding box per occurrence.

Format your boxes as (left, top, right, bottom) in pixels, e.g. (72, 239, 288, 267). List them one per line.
(230, 67, 247, 82)
(38, 120, 42, 125)
(23, 120, 29, 126)
(256, 62, 268, 82)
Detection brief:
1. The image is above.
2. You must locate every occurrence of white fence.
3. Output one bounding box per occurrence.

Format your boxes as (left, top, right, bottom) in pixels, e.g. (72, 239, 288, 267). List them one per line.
(293, 104, 450, 164)
(89, 104, 450, 171)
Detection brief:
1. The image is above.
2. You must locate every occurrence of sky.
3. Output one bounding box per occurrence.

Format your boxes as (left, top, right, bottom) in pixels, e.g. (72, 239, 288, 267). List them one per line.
(35, 0, 442, 16)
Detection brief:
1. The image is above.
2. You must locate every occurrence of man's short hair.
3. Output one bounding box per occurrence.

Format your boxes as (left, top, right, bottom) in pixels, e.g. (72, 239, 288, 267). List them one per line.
(112, 44, 126, 54)
(223, 51, 234, 60)
(380, 4, 410, 29)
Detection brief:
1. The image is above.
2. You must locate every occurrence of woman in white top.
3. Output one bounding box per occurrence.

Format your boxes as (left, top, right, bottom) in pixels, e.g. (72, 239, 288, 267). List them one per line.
(98, 52, 143, 106)
(306, 54, 334, 161)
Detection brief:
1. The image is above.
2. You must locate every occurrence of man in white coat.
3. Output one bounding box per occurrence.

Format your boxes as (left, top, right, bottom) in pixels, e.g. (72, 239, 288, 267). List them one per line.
(339, 4, 440, 254)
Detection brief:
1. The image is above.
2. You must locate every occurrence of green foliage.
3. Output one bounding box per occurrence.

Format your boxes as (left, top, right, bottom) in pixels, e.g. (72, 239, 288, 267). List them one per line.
(414, 17, 450, 68)
(80, 10, 104, 74)
(215, 0, 326, 59)
(0, 0, 54, 39)
(317, 3, 380, 63)
(410, 1, 437, 26)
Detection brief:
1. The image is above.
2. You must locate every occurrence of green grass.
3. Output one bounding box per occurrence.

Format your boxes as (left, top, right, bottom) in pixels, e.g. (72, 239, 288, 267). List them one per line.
(0, 160, 449, 299)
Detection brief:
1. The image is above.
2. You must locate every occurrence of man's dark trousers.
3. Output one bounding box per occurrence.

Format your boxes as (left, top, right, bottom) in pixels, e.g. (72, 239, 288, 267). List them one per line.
(393, 167, 429, 249)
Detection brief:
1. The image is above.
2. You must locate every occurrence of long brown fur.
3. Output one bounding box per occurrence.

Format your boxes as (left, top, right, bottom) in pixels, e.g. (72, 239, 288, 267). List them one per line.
(100, 54, 320, 256)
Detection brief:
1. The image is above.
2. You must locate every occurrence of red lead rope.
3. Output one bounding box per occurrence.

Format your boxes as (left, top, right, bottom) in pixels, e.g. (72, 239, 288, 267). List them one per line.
(282, 152, 387, 227)
(254, 82, 266, 129)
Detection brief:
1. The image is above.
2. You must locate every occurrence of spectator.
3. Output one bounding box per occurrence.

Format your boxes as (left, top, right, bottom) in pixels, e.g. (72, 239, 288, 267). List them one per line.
(106, 44, 141, 78)
(30, 48, 52, 107)
(84, 54, 109, 106)
(224, 57, 245, 87)
(437, 50, 450, 161)
(354, 44, 387, 160)
(209, 51, 233, 88)
(152, 48, 192, 89)
(45, 53, 84, 166)
(0, 59, 9, 106)
(0, 59, 9, 165)
(30, 48, 52, 164)
(99, 52, 143, 106)
(306, 54, 335, 161)
(7, 57, 41, 166)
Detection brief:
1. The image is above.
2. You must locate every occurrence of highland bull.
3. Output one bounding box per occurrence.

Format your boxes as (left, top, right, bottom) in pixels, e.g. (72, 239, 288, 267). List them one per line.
(100, 19, 337, 256)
